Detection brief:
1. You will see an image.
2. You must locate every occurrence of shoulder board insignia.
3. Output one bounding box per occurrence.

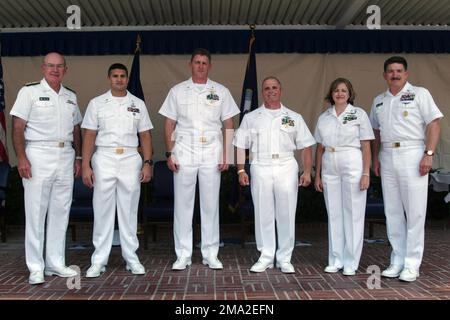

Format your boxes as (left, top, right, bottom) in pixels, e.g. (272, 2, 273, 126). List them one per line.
(25, 81, 40, 87)
(64, 86, 76, 94)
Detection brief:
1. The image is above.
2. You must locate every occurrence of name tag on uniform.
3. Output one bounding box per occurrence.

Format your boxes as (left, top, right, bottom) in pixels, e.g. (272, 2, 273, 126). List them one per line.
(375, 102, 383, 114)
(66, 99, 76, 105)
(39, 97, 50, 101)
(127, 107, 140, 113)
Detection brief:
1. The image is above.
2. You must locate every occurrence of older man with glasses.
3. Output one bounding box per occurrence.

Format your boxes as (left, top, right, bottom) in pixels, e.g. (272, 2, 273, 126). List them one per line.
(10, 52, 82, 285)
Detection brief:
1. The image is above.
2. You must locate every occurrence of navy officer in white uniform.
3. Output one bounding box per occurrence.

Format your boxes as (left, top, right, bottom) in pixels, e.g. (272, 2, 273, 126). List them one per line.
(159, 48, 240, 270)
(82, 63, 153, 277)
(314, 78, 374, 276)
(11, 52, 82, 284)
(233, 76, 315, 273)
(370, 56, 443, 282)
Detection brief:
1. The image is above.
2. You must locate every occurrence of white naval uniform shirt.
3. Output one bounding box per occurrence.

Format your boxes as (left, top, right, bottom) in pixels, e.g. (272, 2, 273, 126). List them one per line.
(159, 77, 240, 142)
(81, 90, 153, 147)
(369, 82, 443, 143)
(314, 104, 374, 148)
(10, 78, 82, 141)
(233, 104, 316, 162)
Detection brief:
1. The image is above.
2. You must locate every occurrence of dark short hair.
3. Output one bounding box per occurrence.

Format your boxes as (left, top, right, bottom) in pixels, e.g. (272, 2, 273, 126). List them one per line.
(108, 63, 128, 77)
(384, 56, 408, 72)
(262, 76, 282, 88)
(190, 48, 211, 62)
(325, 78, 355, 105)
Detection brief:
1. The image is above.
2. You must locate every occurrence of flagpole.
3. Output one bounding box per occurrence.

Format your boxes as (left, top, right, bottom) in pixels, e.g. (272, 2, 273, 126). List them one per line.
(229, 25, 258, 213)
(129, 34, 146, 235)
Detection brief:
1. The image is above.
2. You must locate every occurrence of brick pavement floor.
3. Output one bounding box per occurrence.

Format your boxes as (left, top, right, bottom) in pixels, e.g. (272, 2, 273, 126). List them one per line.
(0, 221, 449, 300)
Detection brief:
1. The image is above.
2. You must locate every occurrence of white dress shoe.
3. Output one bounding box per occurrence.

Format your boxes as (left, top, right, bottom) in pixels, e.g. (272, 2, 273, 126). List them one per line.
(202, 256, 223, 270)
(399, 268, 419, 282)
(324, 265, 342, 273)
(250, 260, 273, 273)
(342, 268, 356, 276)
(172, 257, 192, 270)
(381, 265, 403, 278)
(126, 263, 146, 275)
(86, 264, 106, 278)
(29, 271, 45, 285)
(45, 266, 78, 277)
(276, 262, 295, 274)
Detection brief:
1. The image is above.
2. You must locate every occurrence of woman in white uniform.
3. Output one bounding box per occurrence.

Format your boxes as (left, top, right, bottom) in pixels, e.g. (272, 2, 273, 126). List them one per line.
(314, 78, 374, 276)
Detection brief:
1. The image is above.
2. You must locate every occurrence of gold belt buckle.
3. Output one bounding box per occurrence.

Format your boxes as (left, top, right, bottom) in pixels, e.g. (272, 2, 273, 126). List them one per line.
(393, 142, 400, 148)
(199, 136, 207, 143)
(58, 142, 65, 148)
(272, 154, 279, 159)
(115, 148, 124, 154)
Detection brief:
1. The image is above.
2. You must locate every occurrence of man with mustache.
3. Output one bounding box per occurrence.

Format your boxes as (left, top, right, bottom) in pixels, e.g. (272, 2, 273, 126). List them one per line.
(10, 52, 82, 284)
(369, 56, 443, 282)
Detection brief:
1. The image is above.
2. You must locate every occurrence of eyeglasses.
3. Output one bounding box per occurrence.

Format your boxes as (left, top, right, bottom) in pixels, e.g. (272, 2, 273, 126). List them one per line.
(44, 63, 66, 69)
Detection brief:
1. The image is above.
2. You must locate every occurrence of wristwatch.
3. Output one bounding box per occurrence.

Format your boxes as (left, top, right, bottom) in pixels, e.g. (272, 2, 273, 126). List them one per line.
(424, 150, 434, 156)
(165, 151, 172, 158)
(143, 159, 153, 166)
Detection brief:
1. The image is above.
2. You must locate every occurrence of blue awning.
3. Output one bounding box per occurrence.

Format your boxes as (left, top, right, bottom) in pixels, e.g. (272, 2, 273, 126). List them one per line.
(2, 29, 450, 56)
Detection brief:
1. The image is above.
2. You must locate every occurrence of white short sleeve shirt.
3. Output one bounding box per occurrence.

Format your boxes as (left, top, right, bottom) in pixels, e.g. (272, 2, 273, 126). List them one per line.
(369, 82, 443, 142)
(314, 104, 374, 148)
(159, 78, 240, 137)
(233, 104, 316, 158)
(81, 90, 153, 147)
(10, 78, 82, 142)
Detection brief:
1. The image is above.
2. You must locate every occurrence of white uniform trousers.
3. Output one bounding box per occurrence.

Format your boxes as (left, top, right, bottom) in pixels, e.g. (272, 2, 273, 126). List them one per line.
(23, 145, 74, 273)
(173, 164, 221, 259)
(90, 149, 142, 266)
(380, 146, 428, 271)
(250, 157, 299, 264)
(322, 148, 366, 271)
